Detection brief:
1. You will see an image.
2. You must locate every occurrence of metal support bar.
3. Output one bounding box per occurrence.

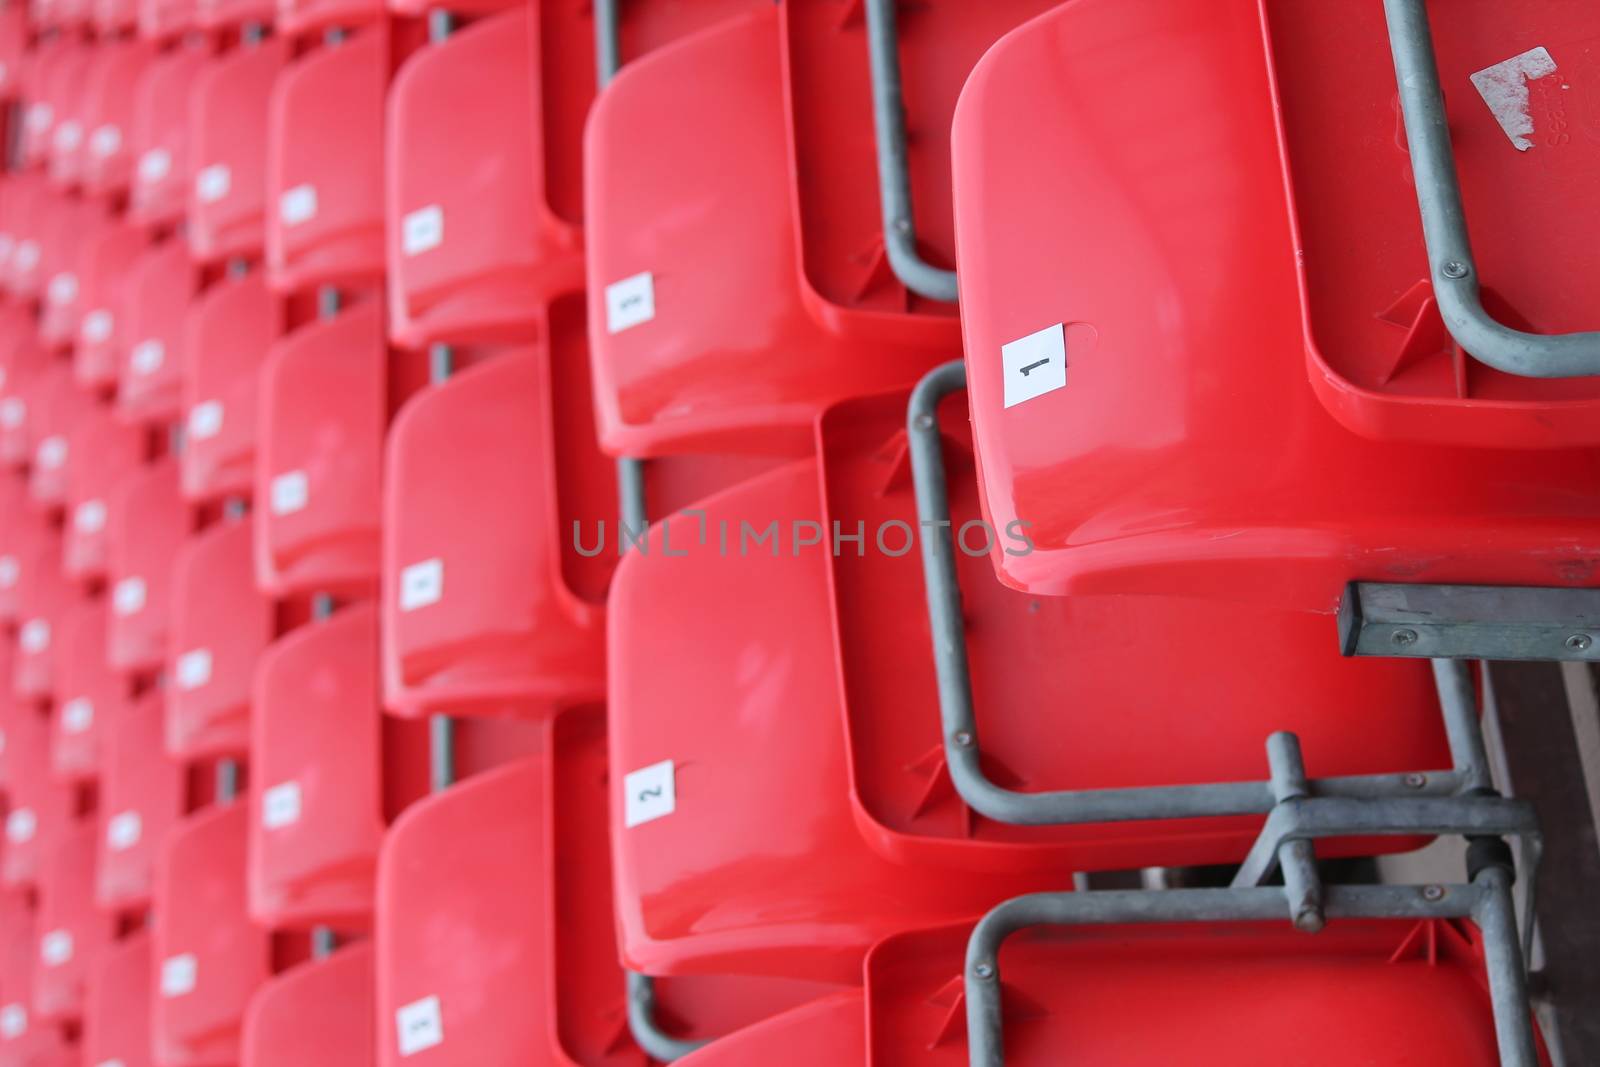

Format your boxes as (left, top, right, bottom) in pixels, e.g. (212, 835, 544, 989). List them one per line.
(1382, 0, 1600, 377)
(626, 972, 706, 1062)
(864, 0, 958, 302)
(311, 926, 336, 959)
(216, 759, 239, 805)
(1433, 658, 1496, 793)
(1339, 582, 1600, 662)
(317, 285, 340, 320)
(427, 9, 454, 43)
(427, 342, 455, 793)
(595, 0, 620, 89)
(1265, 733, 1323, 931)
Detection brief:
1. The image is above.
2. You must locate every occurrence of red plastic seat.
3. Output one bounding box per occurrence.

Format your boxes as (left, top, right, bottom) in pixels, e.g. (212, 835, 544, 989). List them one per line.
(274, 0, 381, 39)
(78, 38, 158, 200)
(188, 40, 289, 265)
(50, 598, 125, 781)
(266, 28, 386, 294)
(18, 41, 73, 172)
(117, 238, 199, 424)
(42, 44, 98, 189)
(63, 406, 145, 585)
(36, 205, 104, 353)
(949, 0, 1600, 608)
(196, 0, 271, 31)
(382, 349, 613, 720)
(0, 892, 71, 1066)
(97, 690, 185, 912)
(0, 642, 18, 792)
(0, 506, 50, 625)
(84, 931, 155, 1067)
(3, 177, 52, 299)
(72, 220, 149, 391)
(249, 603, 383, 930)
(93, 0, 138, 36)
(255, 301, 385, 598)
(0, 6, 25, 101)
(1, 708, 73, 889)
(32, 820, 115, 1022)
(167, 520, 273, 759)
(106, 459, 189, 676)
(385, 8, 578, 349)
(242, 944, 374, 1067)
(23, 363, 95, 511)
(181, 272, 279, 502)
(127, 41, 210, 229)
(139, 0, 200, 51)
(152, 804, 271, 1067)
(12, 536, 71, 704)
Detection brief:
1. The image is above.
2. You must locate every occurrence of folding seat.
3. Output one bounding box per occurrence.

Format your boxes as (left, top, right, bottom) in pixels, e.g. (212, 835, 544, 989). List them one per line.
(72, 219, 149, 391)
(62, 406, 145, 585)
(152, 804, 272, 1067)
(1, 708, 73, 888)
(117, 238, 199, 424)
(385, 7, 579, 350)
(180, 272, 280, 502)
(382, 349, 613, 720)
(167, 519, 273, 759)
(249, 603, 383, 930)
(43, 43, 100, 190)
(2, 176, 51, 300)
(140, 0, 202, 55)
(84, 931, 154, 1067)
(127, 41, 211, 230)
(0, 504, 48, 625)
(187, 38, 290, 266)
(93, 0, 139, 37)
(0, 894, 72, 1066)
(21, 363, 94, 511)
(196, 0, 272, 32)
(77, 39, 159, 200)
(32, 820, 115, 1022)
(97, 690, 185, 912)
(12, 536, 72, 703)
(254, 301, 386, 598)
(947, 0, 1600, 608)
(105, 459, 189, 676)
(242, 944, 373, 1067)
(50, 597, 123, 781)
(274, 0, 381, 40)
(0, 5, 24, 101)
(35, 200, 108, 352)
(18, 40, 72, 172)
(585, 3, 1050, 457)
(266, 28, 386, 295)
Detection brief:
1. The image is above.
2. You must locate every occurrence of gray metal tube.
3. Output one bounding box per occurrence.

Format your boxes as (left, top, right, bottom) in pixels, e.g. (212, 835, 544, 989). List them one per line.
(626, 972, 706, 1062)
(311, 926, 336, 959)
(317, 285, 340, 320)
(595, 0, 620, 89)
(1474, 865, 1540, 1067)
(1266, 733, 1323, 932)
(1432, 658, 1494, 793)
(427, 342, 455, 793)
(427, 9, 454, 43)
(863, 0, 958, 302)
(1383, 0, 1600, 377)
(216, 759, 239, 805)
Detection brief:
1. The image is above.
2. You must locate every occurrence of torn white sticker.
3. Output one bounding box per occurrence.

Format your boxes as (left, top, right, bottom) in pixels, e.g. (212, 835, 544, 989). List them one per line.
(195, 163, 231, 205)
(112, 576, 147, 617)
(19, 618, 49, 654)
(262, 781, 302, 830)
(107, 810, 141, 851)
(1001, 322, 1068, 408)
(176, 648, 213, 691)
(82, 308, 113, 344)
(623, 759, 676, 828)
(1470, 46, 1559, 152)
(39, 929, 72, 967)
(270, 469, 309, 515)
(62, 697, 94, 734)
(402, 204, 444, 256)
(160, 953, 197, 997)
(187, 400, 224, 441)
(280, 183, 318, 227)
(605, 272, 655, 334)
(6, 808, 35, 844)
(399, 558, 444, 612)
(395, 994, 443, 1056)
(75, 499, 107, 534)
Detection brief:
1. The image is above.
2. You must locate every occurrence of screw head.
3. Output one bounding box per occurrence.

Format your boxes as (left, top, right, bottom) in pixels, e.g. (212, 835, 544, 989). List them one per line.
(1391, 628, 1419, 647)
(1441, 261, 1470, 279)
(1566, 633, 1592, 652)
(1403, 772, 1426, 789)
(973, 962, 995, 980)
(913, 413, 934, 431)
(953, 731, 973, 747)
(1421, 884, 1446, 902)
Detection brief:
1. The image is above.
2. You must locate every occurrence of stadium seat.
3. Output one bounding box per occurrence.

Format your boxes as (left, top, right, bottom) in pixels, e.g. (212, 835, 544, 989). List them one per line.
(0, 504, 48, 624)
(254, 300, 385, 598)
(2, 175, 51, 299)
(196, 0, 272, 32)
(0, 641, 17, 791)
(105, 458, 189, 676)
(97, 690, 185, 912)
(83, 931, 154, 1067)
(127, 40, 209, 229)
(152, 804, 271, 1067)
(266, 27, 385, 294)
(1, 707, 73, 888)
(187, 38, 289, 265)
(32, 819, 115, 1022)
(0, 6, 25, 101)
(42, 43, 96, 189)
(274, 0, 381, 41)
(77, 38, 158, 200)
(948, 0, 1600, 607)
(117, 237, 199, 424)
(675, 993, 861, 1067)
(180, 271, 279, 502)
(23, 361, 94, 510)
(167, 519, 273, 759)
(249, 602, 383, 930)
(36, 199, 106, 349)
(50, 597, 123, 781)
(385, 7, 579, 349)
(12, 533, 70, 702)
(18, 39, 75, 171)
(71, 218, 149, 391)
(62, 405, 145, 585)
(0, 891, 71, 1066)
(94, 0, 138, 35)
(382, 348, 612, 720)
(242, 943, 374, 1067)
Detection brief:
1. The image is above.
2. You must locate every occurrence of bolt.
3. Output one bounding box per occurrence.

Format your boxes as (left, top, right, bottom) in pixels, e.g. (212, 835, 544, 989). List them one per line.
(1391, 628, 1418, 648)
(1441, 261, 1469, 279)
(973, 962, 994, 980)
(913, 413, 934, 431)
(953, 731, 973, 747)
(1403, 772, 1426, 789)
(1566, 633, 1592, 652)
(1421, 884, 1445, 902)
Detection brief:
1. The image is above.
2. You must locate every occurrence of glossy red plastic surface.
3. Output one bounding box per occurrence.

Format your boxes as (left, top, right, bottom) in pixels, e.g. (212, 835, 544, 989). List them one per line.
(274, 0, 380, 39)
(128, 42, 209, 227)
(97, 690, 186, 912)
(78, 39, 158, 199)
(2, 177, 52, 299)
(1, 709, 73, 888)
(382, 347, 612, 720)
(152, 804, 272, 1067)
(117, 239, 199, 425)
(1264, 1, 1600, 447)
(23, 363, 94, 510)
(18, 41, 73, 172)
(0, 505, 50, 624)
(242, 944, 374, 1067)
(609, 462, 1083, 983)
(266, 28, 386, 294)
(0, 6, 25, 101)
(188, 40, 289, 265)
(50, 598, 125, 781)
(181, 272, 279, 503)
(32, 820, 115, 1021)
(42, 45, 96, 189)
(586, 8, 953, 457)
(386, 8, 578, 349)
(106, 459, 189, 676)
(12, 534, 70, 703)
(84, 931, 155, 1067)
(250, 603, 383, 930)
(63, 406, 145, 585)
(72, 220, 149, 391)
(0, 892, 71, 1067)
(950, 0, 1600, 608)
(139, 0, 199, 48)
(676, 993, 862, 1067)
(254, 302, 385, 598)
(167, 520, 273, 759)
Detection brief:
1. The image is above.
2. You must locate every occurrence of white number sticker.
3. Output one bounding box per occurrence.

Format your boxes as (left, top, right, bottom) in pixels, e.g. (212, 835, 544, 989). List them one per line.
(1001, 322, 1068, 409)
(270, 470, 309, 515)
(262, 781, 302, 830)
(279, 184, 318, 226)
(402, 204, 444, 256)
(605, 271, 656, 334)
(623, 759, 676, 828)
(160, 953, 197, 997)
(399, 558, 444, 612)
(395, 995, 443, 1056)
(113, 576, 147, 616)
(106, 811, 141, 852)
(176, 649, 213, 691)
(61, 697, 94, 734)
(187, 400, 224, 441)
